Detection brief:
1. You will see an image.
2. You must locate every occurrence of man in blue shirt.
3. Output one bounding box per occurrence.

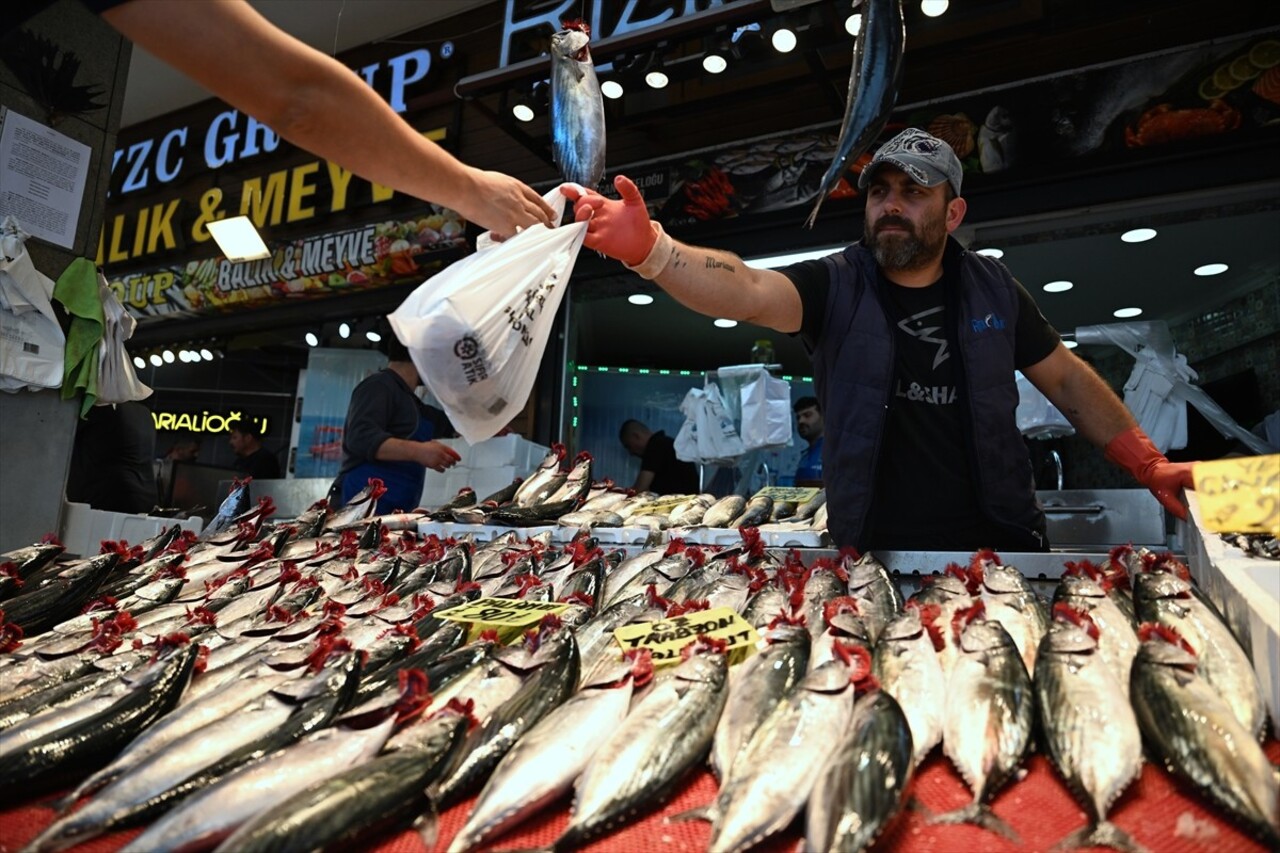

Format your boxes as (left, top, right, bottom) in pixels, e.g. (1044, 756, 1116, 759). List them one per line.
(793, 396, 824, 487)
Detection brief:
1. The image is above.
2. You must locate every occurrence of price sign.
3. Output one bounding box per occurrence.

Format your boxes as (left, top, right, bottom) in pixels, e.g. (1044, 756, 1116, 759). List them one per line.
(435, 596, 569, 644)
(613, 607, 759, 667)
(753, 486, 821, 505)
(1192, 455, 1279, 535)
(630, 494, 699, 518)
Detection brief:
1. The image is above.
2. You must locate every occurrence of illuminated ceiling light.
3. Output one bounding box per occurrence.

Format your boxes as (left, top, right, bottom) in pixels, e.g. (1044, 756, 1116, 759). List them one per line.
(366, 331, 382, 342)
(162, 349, 175, 364)
(149, 353, 163, 367)
(771, 27, 797, 53)
(1113, 307, 1143, 318)
(745, 246, 842, 268)
(845, 14, 862, 36)
(177, 350, 190, 363)
(628, 293, 655, 306)
(714, 318, 738, 328)
(133, 356, 146, 369)
(339, 322, 351, 339)
(1121, 228, 1157, 243)
(206, 215, 271, 262)
(512, 102, 535, 122)
(200, 348, 214, 361)
(645, 70, 669, 89)
(601, 79, 624, 99)
(305, 332, 320, 347)
(1064, 340, 1079, 349)
(1194, 262, 1229, 276)
(1043, 280, 1074, 293)
(975, 247, 1004, 258)
(702, 54, 727, 74)
(921, 0, 950, 16)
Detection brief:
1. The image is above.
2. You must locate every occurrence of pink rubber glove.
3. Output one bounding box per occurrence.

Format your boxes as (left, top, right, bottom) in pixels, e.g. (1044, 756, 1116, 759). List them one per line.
(1104, 426, 1196, 519)
(562, 175, 658, 266)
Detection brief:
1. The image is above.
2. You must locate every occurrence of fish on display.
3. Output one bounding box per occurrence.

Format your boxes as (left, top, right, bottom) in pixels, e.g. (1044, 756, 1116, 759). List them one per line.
(806, 0, 905, 227)
(512, 444, 567, 508)
(550, 19, 606, 189)
(668, 494, 716, 528)
(324, 479, 386, 531)
(790, 489, 826, 523)
(1133, 570, 1266, 739)
(930, 601, 1033, 840)
(429, 487, 477, 519)
(1034, 605, 1144, 853)
(1130, 624, 1279, 847)
(807, 683, 914, 853)
(544, 452, 594, 505)
(1054, 564, 1139, 696)
(449, 652, 651, 852)
(909, 568, 975, 679)
(733, 495, 774, 529)
(2, 553, 119, 637)
(843, 550, 903, 643)
(555, 642, 729, 848)
(873, 602, 945, 770)
(703, 495, 747, 529)
(972, 550, 1047, 678)
(201, 480, 252, 540)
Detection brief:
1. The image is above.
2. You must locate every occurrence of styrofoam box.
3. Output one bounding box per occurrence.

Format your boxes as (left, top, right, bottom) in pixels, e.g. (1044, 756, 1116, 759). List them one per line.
(418, 476, 456, 511)
(437, 439, 472, 469)
(61, 502, 203, 558)
(466, 436, 550, 472)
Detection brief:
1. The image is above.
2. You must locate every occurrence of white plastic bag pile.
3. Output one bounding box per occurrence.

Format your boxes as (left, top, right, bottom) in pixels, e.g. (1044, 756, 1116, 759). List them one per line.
(674, 383, 745, 466)
(389, 186, 587, 444)
(0, 216, 64, 392)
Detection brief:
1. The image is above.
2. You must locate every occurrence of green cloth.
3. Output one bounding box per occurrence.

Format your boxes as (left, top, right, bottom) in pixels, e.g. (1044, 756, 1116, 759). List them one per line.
(53, 257, 104, 418)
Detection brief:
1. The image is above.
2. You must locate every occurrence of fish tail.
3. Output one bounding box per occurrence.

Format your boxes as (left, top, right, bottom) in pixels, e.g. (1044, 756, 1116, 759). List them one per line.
(411, 803, 440, 852)
(1053, 821, 1149, 853)
(664, 804, 713, 824)
(927, 803, 1021, 842)
(804, 195, 824, 230)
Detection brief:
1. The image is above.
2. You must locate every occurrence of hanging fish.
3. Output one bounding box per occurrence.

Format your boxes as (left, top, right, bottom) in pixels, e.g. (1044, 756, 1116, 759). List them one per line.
(550, 20, 607, 189)
(805, 0, 906, 228)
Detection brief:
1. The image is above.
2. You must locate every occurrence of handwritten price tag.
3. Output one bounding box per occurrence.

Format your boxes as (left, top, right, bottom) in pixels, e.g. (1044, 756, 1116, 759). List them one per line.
(1192, 455, 1279, 535)
(435, 596, 569, 644)
(613, 607, 760, 667)
(753, 486, 821, 505)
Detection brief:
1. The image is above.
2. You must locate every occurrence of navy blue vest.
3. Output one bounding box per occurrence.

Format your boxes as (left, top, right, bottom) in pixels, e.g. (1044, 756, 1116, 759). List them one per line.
(811, 239, 1046, 550)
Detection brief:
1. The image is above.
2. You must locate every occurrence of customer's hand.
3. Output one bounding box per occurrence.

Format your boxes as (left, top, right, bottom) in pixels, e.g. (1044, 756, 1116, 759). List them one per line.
(562, 175, 657, 266)
(459, 168, 556, 239)
(417, 440, 462, 473)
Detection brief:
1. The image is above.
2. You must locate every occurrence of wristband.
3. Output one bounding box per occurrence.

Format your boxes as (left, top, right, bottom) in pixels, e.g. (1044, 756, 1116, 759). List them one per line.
(624, 222, 675, 280)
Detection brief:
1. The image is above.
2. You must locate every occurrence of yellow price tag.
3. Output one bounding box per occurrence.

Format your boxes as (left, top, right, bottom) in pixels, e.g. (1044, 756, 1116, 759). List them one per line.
(435, 597, 569, 645)
(613, 606, 760, 667)
(1192, 455, 1279, 535)
(631, 495, 699, 518)
(753, 486, 821, 505)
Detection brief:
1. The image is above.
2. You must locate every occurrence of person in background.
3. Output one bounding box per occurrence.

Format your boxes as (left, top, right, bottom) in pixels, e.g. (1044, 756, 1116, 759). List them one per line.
(620, 419, 700, 495)
(228, 420, 280, 480)
(66, 401, 158, 514)
(793, 396, 824, 487)
(337, 330, 460, 514)
(163, 435, 201, 463)
(567, 128, 1195, 552)
(12, 0, 556, 238)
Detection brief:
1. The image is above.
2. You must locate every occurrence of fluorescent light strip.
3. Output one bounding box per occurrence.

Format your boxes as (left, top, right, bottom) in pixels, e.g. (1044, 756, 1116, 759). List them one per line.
(745, 247, 842, 269)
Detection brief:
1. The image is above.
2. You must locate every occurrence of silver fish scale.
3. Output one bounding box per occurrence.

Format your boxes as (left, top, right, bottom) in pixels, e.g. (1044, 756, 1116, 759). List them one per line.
(1055, 588, 1139, 698)
(873, 612, 945, 770)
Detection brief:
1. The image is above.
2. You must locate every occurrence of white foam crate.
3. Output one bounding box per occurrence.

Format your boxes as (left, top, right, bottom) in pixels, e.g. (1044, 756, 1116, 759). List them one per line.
(417, 520, 558, 545)
(437, 439, 472, 468)
(418, 478, 456, 511)
(1182, 493, 1279, 731)
(590, 526, 661, 546)
(60, 502, 203, 558)
(467, 436, 549, 471)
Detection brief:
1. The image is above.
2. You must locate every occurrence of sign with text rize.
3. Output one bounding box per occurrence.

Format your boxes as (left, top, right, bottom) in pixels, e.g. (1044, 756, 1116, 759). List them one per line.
(107, 212, 466, 319)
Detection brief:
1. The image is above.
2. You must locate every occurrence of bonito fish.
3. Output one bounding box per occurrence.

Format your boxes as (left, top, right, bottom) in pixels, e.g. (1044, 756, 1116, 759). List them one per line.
(873, 602, 945, 769)
(550, 20, 606, 189)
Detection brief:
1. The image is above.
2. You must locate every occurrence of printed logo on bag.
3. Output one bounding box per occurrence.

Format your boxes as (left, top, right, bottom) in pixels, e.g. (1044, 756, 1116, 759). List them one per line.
(454, 336, 489, 385)
(503, 280, 558, 347)
(454, 336, 480, 359)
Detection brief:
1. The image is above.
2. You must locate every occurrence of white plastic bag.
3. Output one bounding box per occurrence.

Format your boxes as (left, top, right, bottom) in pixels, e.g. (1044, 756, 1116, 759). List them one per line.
(388, 186, 587, 444)
(739, 370, 792, 450)
(95, 270, 152, 405)
(696, 382, 745, 464)
(0, 216, 65, 392)
(1015, 370, 1073, 439)
(673, 388, 703, 463)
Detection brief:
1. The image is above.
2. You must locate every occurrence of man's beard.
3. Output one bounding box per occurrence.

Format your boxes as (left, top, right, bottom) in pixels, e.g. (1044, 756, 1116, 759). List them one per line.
(868, 211, 947, 272)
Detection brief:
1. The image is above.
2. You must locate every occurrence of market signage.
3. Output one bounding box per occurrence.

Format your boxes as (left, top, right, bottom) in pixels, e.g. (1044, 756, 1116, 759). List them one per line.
(613, 607, 759, 666)
(435, 596, 570, 644)
(1192, 455, 1280, 535)
(106, 211, 466, 319)
(111, 46, 447, 196)
(152, 410, 269, 434)
(499, 0, 747, 66)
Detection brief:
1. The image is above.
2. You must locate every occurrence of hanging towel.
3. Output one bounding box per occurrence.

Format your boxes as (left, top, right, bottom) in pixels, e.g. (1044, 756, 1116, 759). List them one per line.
(95, 269, 152, 404)
(0, 216, 65, 392)
(53, 257, 104, 417)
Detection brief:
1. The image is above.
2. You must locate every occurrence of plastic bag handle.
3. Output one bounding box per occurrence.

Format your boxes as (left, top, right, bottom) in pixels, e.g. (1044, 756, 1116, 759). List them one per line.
(474, 182, 586, 253)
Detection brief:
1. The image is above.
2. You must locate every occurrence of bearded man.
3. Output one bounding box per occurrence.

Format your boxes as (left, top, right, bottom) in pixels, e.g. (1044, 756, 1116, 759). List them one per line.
(564, 128, 1194, 552)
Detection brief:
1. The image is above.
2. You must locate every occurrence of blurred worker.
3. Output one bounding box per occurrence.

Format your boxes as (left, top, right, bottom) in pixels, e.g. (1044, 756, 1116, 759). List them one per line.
(66, 401, 158, 514)
(229, 420, 280, 480)
(793, 396, 824, 487)
(620, 419, 699, 495)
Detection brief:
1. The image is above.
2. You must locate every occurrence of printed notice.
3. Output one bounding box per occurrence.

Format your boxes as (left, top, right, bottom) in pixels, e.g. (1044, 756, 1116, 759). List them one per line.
(435, 596, 569, 644)
(613, 607, 759, 667)
(0, 109, 92, 250)
(1193, 455, 1279, 535)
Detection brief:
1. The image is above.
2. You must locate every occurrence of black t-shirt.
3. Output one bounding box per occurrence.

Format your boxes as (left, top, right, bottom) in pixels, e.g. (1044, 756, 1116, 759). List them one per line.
(235, 446, 281, 480)
(339, 369, 454, 477)
(782, 247, 1060, 550)
(641, 431, 700, 495)
(66, 402, 158, 514)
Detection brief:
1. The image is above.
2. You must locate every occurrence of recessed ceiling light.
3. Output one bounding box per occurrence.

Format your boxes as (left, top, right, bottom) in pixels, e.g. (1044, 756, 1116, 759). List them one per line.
(366, 331, 382, 342)
(975, 247, 1003, 258)
(162, 349, 175, 364)
(1194, 263, 1228, 276)
(1113, 307, 1143, 318)
(628, 294, 655, 306)
(512, 103, 534, 122)
(845, 14, 862, 36)
(601, 80, 623, 99)
(702, 54, 727, 74)
(149, 354, 163, 367)
(339, 322, 351, 339)
(177, 350, 191, 363)
(305, 332, 319, 347)
(1063, 340, 1079, 350)
(714, 318, 738, 328)
(1121, 228, 1157, 243)
(771, 28, 797, 53)
(645, 70, 669, 89)
(200, 348, 214, 361)
(921, 0, 950, 16)
(133, 356, 146, 369)
(1043, 280, 1073, 293)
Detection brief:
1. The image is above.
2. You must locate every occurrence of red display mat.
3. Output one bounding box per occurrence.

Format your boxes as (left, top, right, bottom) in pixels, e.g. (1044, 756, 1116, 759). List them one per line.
(3, 740, 1276, 853)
